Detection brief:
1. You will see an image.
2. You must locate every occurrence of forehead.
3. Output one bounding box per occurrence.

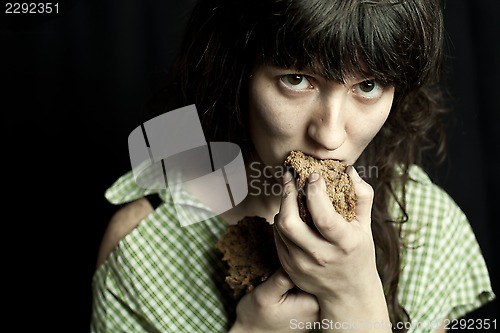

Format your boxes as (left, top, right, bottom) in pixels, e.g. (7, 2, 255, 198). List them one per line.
(250, 0, 437, 87)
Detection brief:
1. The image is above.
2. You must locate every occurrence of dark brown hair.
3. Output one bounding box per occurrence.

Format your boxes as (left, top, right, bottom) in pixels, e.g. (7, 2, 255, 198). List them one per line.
(155, 0, 447, 330)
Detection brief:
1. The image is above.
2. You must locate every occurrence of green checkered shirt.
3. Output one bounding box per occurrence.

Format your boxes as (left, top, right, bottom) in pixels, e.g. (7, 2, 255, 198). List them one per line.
(91, 165, 495, 332)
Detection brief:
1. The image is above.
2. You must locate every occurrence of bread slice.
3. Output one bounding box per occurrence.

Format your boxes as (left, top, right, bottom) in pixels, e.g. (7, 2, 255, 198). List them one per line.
(215, 216, 280, 300)
(283, 150, 356, 224)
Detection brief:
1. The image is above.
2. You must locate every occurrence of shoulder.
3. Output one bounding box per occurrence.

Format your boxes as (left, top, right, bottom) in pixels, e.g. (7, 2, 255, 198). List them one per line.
(396, 165, 469, 248)
(395, 165, 464, 225)
(396, 165, 496, 323)
(96, 197, 154, 268)
(406, 165, 454, 205)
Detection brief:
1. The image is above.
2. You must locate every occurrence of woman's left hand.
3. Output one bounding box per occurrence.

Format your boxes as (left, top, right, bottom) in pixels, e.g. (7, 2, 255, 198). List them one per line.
(274, 166, 391, 331)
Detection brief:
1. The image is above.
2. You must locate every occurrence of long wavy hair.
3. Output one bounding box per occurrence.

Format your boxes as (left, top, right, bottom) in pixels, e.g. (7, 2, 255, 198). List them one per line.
(151, 0, 447, 331)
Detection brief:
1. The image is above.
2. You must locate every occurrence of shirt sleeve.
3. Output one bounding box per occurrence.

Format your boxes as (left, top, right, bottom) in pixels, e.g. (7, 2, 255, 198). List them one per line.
(396, 167, 495, 333)
(90, 254, 163, 333)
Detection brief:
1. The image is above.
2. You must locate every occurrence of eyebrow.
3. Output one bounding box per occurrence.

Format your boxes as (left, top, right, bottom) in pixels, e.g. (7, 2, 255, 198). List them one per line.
(265, 60, 379, 83)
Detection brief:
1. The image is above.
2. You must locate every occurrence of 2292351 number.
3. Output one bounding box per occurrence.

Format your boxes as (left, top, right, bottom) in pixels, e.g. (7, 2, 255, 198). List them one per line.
(5, 3, 59, 14)
(444, 318, 497, 330)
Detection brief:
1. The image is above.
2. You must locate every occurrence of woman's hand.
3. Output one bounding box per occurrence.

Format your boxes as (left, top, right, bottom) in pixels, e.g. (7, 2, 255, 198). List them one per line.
(229, 268, 319, 333)
(273, 166, 391, 332)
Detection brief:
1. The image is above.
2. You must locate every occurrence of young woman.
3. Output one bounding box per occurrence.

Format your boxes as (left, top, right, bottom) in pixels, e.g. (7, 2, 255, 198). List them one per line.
(91, 0, 495, 332)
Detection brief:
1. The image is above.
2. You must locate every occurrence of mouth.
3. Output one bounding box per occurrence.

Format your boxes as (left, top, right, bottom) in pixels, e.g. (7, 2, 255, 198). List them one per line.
(283, 151, 352, 197)
(283, 149, 347, 175)
(295, 150, 344, 163)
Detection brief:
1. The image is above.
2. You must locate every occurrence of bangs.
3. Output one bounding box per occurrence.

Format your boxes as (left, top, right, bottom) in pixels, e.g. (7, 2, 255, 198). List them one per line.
(251, 0, 442, 88)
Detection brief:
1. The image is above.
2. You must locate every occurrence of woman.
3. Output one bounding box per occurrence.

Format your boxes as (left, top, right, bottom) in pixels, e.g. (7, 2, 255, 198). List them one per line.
(91, 0, 495, 332)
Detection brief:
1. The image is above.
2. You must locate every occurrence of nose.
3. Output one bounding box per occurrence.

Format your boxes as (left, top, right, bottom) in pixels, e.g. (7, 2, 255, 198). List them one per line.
(307, 97, 347, 151)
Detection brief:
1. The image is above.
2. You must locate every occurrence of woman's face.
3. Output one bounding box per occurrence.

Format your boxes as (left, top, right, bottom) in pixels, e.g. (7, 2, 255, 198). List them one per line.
(248, 64, 394, 168)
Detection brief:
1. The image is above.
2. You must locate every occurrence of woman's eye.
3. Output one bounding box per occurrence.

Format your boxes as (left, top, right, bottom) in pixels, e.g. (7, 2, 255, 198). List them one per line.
(280, 74, 312, 90)
(359, 80, 376, 93)
(352, 80, 384, 99)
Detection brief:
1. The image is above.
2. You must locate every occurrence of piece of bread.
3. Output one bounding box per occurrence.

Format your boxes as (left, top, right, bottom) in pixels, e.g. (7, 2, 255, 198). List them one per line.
(216, 151, 356, 300)
(216, 216, 280, 301)
(283, 150, 356, 224)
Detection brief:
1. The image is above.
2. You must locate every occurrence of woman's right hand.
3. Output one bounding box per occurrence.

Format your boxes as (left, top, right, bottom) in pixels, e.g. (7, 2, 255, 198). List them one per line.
(229, 268, 319, 333)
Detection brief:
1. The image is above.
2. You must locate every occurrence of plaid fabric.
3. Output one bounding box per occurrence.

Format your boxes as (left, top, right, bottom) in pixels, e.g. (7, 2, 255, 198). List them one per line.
(91, 165, 495, 333)
(391, 167, 495, 331)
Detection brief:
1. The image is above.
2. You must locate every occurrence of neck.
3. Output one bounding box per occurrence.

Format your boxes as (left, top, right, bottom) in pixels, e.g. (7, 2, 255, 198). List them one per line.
(221, 155, 283, 225)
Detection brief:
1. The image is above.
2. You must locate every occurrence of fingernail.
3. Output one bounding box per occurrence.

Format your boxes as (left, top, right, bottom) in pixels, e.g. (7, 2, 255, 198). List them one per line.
(283, 171, 293, 183)
(308, 172, 320, 183)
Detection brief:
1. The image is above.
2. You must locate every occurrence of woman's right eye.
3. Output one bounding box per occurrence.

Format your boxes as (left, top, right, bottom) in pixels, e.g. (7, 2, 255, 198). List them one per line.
(280, 74, 313, 90)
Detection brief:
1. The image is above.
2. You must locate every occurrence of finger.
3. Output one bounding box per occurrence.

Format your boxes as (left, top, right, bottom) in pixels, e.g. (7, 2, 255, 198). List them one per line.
(253, 267, 295, 303)
(274, 225, 306, 273)
(289, 290, 320, 314)
(278, 171, 300, 220)
(277, 171, 329, 251)
(347, 165, 374, 223)
(273, 223, 289, 256)
(273, 226, 292, 274)
(305, 172, 348, 241)
(273, 222, 310, 258)
(274, 211, 326, 254)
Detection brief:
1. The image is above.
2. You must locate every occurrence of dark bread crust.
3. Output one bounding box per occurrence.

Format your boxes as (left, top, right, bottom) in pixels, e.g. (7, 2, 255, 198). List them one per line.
(284, 150, 356, 224)
(215, 216, 280, 300)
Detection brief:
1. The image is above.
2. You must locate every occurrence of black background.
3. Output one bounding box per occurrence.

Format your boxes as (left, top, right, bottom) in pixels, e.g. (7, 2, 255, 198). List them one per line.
(2, 0, 498, 331)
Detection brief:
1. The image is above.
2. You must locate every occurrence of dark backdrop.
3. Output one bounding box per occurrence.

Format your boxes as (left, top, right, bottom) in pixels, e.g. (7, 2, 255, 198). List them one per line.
(2, 0, 498, 331)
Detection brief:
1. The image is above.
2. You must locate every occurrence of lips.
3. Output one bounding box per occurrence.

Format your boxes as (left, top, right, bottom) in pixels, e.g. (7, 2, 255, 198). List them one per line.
(282, 150, 356, 224)
(293, 150, 344, 162)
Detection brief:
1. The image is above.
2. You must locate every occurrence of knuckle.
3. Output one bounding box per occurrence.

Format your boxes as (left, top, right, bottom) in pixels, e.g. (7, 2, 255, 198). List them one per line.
(252, 288, 268, 309)
(357, 182, 374, 200)
(293, 259, 311, 274)
(337, 235, 360, 256)
(272, 273, 290, 290)
(303, 294, 320, 312)
(339, 244, 355, 256)
(282, 182, 296, 199)
(310, 251, 330, 267)
(314, 215, 336, 232)
(276, 214, 294, 233)
(279, 257, 292, 273)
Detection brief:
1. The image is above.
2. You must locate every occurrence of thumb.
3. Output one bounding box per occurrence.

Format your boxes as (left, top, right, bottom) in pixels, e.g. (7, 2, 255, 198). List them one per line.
(253, 268, 295, 303)
(347, 165, 374, 224)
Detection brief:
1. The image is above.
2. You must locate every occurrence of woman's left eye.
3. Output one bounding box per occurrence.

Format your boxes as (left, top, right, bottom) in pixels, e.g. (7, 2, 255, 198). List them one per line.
(352, 80, 384, 99)
(280, 74, 313, 90)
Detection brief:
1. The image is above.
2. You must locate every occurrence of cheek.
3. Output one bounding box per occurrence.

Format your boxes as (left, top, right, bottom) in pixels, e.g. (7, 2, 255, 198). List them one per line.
(348, 101, 392, 148)
(248, 87, 297, 139)
(248, 83, 307, 166)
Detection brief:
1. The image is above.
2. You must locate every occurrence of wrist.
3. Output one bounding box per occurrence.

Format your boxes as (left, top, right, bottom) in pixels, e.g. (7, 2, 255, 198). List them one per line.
(319, 270, 385, 304)
(317, 280, 391, 333)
